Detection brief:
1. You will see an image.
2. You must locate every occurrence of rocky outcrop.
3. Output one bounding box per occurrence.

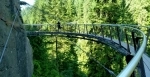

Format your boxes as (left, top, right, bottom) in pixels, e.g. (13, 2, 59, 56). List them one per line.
(0, 0, 33, 77)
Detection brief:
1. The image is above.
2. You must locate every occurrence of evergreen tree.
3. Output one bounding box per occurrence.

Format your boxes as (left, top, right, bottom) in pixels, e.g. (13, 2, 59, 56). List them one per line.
(21, 0, 150, 77)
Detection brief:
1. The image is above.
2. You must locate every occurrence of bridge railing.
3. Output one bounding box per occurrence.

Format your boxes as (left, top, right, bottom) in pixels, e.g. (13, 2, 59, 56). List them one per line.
(24, 23, 146, 54)
(24, 24, 147, 77)
(28, 24, 143, 53)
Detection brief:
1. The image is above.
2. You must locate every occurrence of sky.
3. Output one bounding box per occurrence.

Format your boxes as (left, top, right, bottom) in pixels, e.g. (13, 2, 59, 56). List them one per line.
(20, 0, 35, 5)
(20, 0, 35, 9)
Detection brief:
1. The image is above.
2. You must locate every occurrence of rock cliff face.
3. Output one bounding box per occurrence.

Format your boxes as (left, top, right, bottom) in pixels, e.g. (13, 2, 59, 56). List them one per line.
(0, 0, 33, 77)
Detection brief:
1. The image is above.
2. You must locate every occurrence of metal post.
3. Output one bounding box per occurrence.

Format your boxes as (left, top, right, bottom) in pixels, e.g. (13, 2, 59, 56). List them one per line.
(55, 36, 60, 74)
(55, 24, 57, 31)
(49, 24, 51, 31)
(92, 24, 96, 36)
(101, 25, 104, 38)
(75, 23, 76, 33)
(84, 24, 85, 33)
(109, 26, 112, 40)
(125, 29, 130, 53)
(135, 37, 146, 77)
(61, 23, 63, 32)
(146, 29, 150, 44)
(116, 27, 147, 77)
(78, 24, 80, 33)
(67, 24, 69, 32)
(116, 27, 121, 46)
(86, 24, 88, 34)
(131, 31, 137, 51)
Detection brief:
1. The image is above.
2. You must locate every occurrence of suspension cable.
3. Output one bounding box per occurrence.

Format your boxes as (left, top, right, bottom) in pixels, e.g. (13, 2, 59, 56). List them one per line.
(72, 41, 116, 76)
(0, 9, 18, 63)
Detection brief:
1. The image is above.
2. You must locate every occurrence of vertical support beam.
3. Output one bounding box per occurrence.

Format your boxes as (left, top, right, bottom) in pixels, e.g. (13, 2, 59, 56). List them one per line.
(146, 28, 150, 45)
(49, 24, 51, 31)
(116, 27, 121, 46)
(86, 24, 88, 35)
(92, 23, 96, 36)
(70, 24, 72, 33)
(38, 25, 40, 31)
(61, 23, 63, 32)
(131, 30, 146, 77)
(109, 26, 112, 40)
(125, 55, 135, 77)
(47, 24, 49, 31)
(131, 31, 137, 51)
(55, 23, 56, 31)
(84, 24, 85, 33)
(135, 37, 146, 77)
(92, 24, 94, 35)
(67, 24, 69, 32)
(75, 23, 77, 33)
(55, 36, 59, 73)
(125, 29, 130, 53)
(53, 24, 55, 32)
(78, 24, 80, 33)
(101, 25, 104, 38)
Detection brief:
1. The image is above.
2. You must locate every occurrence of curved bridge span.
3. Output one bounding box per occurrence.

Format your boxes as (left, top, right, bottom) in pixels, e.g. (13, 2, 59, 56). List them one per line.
(25, 24, 148, 77)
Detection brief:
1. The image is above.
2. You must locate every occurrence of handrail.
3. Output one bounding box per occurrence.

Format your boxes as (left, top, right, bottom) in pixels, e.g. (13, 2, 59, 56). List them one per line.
(117, 28, 147, 77)
(25, 24, 147, 77)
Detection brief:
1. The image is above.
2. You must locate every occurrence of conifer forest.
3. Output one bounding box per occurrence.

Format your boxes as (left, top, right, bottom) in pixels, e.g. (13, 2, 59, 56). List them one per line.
(21, 0, 150, 77)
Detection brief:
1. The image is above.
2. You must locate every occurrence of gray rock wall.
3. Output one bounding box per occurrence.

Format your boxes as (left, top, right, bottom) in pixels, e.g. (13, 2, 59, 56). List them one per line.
(0, 0, 33, 77)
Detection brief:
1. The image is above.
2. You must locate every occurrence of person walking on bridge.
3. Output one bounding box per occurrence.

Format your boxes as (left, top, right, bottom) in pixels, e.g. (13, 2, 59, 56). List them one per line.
(57, 21, 61, 31)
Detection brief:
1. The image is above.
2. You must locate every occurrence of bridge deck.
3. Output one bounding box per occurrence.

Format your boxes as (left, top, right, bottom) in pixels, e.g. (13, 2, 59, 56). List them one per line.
(143, 54, 150, 77)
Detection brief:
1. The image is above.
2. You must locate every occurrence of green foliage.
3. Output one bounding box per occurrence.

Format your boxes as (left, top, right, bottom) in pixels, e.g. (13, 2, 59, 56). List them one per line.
(29, 36, 58, 77)
(21, 0, 150, 77)
(85, 41, 124, 77)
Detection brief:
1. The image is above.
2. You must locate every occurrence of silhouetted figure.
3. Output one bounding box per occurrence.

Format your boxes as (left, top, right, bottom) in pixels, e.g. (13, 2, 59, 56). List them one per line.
(57, 21, 61, 30)
(126, 55, 135, 77)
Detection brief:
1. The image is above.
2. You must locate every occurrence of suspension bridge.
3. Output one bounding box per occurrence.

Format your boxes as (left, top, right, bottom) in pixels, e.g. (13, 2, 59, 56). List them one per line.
(24, 23, 150, 77)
